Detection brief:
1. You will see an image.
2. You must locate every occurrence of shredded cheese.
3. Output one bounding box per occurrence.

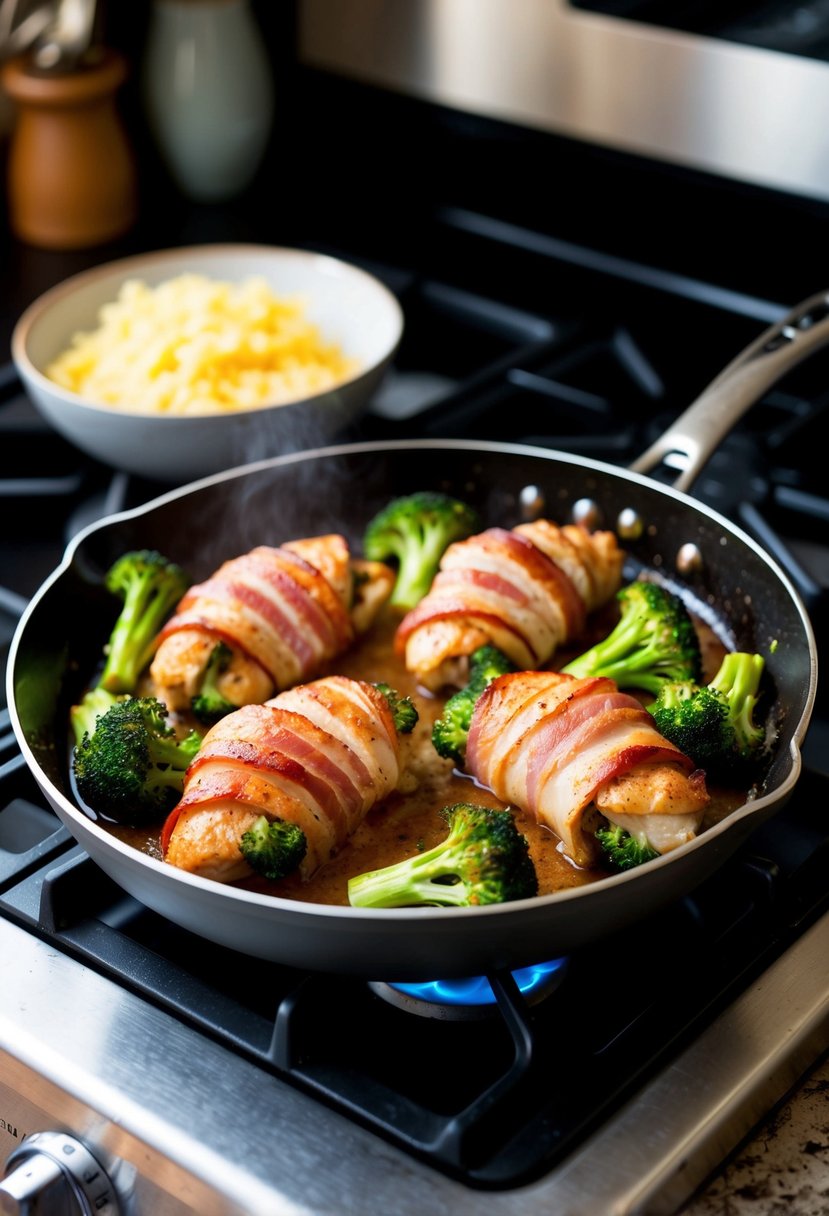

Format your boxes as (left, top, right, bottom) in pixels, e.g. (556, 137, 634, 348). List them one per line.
(46, 274, 360, 416)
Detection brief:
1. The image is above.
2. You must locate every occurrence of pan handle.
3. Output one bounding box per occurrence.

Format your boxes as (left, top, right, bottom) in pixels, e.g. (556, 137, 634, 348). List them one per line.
(629, 288, 829, 494)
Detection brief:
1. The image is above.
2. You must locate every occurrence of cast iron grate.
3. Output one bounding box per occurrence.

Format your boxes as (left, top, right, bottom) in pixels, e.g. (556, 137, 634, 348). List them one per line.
(0, 775, 827, 1189)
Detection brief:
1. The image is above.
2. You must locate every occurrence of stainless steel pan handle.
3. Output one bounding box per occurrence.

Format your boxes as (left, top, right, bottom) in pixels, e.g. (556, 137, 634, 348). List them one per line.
(630, 288, 829, 493)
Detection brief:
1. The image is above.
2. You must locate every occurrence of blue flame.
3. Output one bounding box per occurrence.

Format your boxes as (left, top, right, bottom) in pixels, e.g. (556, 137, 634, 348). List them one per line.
(389, 957, 566, 1007)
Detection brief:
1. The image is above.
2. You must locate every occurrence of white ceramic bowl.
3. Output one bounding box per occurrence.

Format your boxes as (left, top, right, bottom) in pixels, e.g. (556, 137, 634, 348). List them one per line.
(12, 244, 404, 483)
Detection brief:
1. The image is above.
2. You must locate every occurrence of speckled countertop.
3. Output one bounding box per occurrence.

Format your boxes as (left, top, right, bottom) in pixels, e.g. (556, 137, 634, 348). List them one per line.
(681, 1053, 829, 1216)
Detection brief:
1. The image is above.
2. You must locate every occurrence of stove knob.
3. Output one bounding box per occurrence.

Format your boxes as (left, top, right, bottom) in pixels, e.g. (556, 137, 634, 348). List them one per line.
(0, 1132, 119, 1216)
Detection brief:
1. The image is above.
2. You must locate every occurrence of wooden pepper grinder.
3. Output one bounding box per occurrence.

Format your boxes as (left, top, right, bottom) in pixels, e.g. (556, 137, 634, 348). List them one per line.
(1, 48, 137, 249)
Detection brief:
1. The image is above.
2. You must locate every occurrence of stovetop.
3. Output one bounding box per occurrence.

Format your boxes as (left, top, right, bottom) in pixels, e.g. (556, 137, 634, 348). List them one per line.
(0, 760, 827, 1194)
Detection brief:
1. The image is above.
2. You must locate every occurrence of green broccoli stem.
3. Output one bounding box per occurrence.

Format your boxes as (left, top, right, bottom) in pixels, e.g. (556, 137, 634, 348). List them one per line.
(101, 596, 167, 693)
(565, 618, 658, 680)
(710, 651, 764, 748)
(562, 581, 702, 695)
(363, 491, 481, 612)
(389, 532, 452, 608)
(70, 688, 121, 748)
(348, 842, 474, 907)
(98, 552, 188, 694)
(349, 802, 537, 907)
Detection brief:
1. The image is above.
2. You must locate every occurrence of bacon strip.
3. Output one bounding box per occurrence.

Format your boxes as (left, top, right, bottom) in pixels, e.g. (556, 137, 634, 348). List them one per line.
(150, 536, 392, 712)
(162, 677, 403, 883)
(395, 521, 624, 692)
(466, 670, 708, 867)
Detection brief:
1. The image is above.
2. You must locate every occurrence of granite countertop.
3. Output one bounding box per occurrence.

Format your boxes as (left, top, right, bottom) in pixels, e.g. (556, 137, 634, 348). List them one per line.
(683, 1053, 829, 1216)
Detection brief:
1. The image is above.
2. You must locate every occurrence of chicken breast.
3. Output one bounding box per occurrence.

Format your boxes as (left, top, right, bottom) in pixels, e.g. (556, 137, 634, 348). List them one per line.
(150, 536, 393, 712)
(594, 763, 708, 852)
(395, 522, 624, 692)
(162, 676, 405, 883)
(466, 669, 709, 867)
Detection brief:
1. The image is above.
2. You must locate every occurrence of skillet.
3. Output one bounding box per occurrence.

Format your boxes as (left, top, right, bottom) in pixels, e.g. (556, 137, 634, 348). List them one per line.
(7, 289, 827, 981)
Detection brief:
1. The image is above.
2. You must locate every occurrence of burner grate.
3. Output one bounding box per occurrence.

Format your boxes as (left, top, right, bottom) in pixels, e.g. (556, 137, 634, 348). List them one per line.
(0, 776, 826, 1189)
(0, 368, 111, 603)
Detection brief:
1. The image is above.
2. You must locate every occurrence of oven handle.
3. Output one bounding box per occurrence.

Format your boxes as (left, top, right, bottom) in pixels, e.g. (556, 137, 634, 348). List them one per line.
(629, 288, 829, 493)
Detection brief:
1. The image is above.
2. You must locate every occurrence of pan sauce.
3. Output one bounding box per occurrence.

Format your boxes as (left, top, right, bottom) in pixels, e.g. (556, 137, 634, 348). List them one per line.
(102, 600, 746, 907)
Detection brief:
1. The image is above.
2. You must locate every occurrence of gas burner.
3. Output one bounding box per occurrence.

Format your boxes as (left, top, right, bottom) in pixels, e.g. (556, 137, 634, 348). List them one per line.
(369, 957, 568, 1020)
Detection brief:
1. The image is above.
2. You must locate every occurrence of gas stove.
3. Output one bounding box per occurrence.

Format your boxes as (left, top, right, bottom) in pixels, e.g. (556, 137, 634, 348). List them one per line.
(2, 228, 829, 1213)
(2, 4, 829, 1212)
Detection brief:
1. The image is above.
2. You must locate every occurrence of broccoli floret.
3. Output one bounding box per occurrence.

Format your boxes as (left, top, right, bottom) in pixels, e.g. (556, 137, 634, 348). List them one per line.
(347, 801, 538, 907)
(595, 823, 660, 871)
(649, 651, 766, 780)
(72, 696, 201, 823)
(561, 580, 702, 695)
(239, 814, 308, 880)
(191, 641, 236, 724)
(98, 550, 189, 694)
(432, 644, 517, 764)
(363, 490, 480, 610)
(373, 682, 419, 734)
(69, 687, 122, 749)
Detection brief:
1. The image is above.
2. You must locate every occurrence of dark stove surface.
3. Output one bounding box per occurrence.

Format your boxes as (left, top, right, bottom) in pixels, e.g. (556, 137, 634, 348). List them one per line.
(0, 752, 826, 1189)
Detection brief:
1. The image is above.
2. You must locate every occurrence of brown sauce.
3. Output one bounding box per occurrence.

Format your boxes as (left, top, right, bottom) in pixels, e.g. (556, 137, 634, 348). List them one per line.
(103, 604, 746, 907)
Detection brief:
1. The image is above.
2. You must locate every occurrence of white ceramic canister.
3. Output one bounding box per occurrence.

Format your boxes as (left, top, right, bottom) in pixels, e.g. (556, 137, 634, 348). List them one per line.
(142, 0, 275, 202)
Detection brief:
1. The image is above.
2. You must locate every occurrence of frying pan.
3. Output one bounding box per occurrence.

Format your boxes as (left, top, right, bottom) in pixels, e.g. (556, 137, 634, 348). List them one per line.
(7, 290, 827, 981)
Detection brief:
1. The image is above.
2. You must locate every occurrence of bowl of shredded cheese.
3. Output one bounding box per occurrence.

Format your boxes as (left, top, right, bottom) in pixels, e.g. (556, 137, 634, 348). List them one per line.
(12, 244, 404, 482)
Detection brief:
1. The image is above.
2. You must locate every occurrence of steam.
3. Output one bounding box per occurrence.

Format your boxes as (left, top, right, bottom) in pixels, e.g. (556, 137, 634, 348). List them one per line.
(165, 441, 406, 580)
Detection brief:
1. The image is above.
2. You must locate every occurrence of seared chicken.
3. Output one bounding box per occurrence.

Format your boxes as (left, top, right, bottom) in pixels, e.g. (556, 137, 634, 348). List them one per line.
(465, 669, 708, 867)
(162, 676, 406, 882)
(395, 521, 624, 692)
(150, 535, 393, 712)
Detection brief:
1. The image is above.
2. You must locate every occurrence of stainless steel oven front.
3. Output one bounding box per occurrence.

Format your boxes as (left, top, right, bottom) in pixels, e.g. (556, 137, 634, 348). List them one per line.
(298, 0, 829, 204)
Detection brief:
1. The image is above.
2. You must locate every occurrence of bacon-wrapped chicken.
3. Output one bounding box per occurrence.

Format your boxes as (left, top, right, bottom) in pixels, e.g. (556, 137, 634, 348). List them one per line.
(465, 670, 709, 868)
(161, 676, 413, 883)
(394, 520, 624, 692)
(150, 535, 394, 715)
